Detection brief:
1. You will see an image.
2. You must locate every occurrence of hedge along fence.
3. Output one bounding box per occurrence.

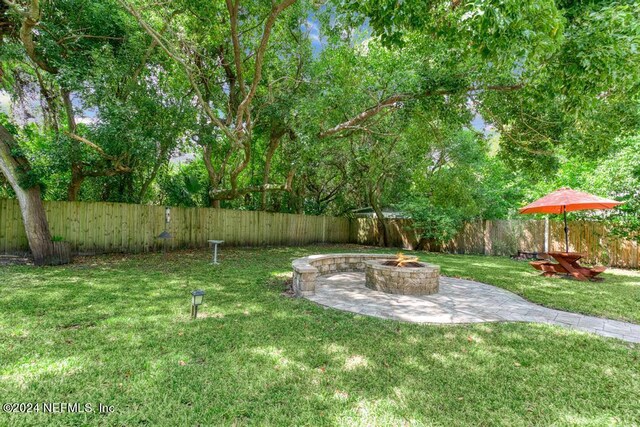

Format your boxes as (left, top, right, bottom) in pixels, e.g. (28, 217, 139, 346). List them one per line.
(350, 218, 639, 269)
(0, 199, 350, 255)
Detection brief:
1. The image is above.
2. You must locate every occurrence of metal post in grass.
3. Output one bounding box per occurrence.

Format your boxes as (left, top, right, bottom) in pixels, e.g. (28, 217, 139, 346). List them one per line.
(157, 206, 172, 259)
(158, 231, 172, 259)
(208, 240, 224, 264)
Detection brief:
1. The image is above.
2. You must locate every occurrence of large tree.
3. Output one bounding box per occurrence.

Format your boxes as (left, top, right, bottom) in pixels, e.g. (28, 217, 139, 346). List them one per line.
(1, 0, 56, 263)
(119, 0, 307, 207)
(328, 0, 640, 163)
(0, 0, 188, 261)
(0, 119, 53, 264)
(1, 0, 638, 260)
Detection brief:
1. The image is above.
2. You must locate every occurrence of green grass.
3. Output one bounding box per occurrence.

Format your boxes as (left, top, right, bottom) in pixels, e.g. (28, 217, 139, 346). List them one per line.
(1, 246, 639, 426)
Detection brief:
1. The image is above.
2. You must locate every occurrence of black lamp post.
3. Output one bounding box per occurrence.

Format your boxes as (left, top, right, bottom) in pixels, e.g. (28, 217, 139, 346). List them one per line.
(191, 290, 205, 318)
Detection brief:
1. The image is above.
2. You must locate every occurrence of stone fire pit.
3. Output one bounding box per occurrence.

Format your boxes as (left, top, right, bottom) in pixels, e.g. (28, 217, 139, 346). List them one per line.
(364, 260, 440, 295)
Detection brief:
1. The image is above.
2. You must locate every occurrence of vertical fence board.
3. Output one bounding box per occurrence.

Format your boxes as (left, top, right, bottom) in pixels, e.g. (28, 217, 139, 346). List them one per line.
(349, 215, 638, 268)
(1, 198, 638, 267)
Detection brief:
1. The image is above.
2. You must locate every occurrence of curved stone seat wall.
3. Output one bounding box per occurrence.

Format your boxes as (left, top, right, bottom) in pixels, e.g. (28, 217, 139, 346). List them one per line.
(292, 253, 395, 296)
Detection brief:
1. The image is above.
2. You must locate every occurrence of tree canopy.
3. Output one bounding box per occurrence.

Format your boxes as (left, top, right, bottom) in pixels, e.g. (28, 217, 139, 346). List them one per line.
(1, 0, 639, 250)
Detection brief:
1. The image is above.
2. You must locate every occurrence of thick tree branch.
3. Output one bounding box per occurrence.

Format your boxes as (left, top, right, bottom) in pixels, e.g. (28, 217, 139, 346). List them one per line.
(65, 132, 108, 158)
(318, 94, 407, 138)
(319, 83, 525, 138)
(56, 34, 124, 45)
(210, 169, 295, 201)
(234, 0, 297, 131)
(119, 0, 238, 144)
(225, 0, 246, 99)
(217, 46, 238, 124)
(82, 167, 131, 177)
(64, 131, 131, 172)
(5, 0, 58, 73)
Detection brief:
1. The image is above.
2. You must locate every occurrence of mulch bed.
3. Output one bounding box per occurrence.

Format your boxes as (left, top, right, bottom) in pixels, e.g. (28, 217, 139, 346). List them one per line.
(0, 255, 33, 266)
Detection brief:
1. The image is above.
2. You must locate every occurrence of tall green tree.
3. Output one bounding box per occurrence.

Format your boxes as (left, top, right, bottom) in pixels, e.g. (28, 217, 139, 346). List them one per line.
(120, 0, 307, 206)
(1, 0, 188, 260)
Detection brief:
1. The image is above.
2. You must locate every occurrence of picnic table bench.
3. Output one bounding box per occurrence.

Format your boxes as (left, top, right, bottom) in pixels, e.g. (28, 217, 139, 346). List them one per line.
(530, 252, 606, 281)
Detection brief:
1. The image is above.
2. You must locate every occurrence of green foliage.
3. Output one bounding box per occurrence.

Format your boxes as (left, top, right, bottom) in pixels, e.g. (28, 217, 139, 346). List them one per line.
(479, 0, 640, 163)
(341, 0, 563, 67)
(0, 115, 47, 190)
(0, 0, 637, 238)
(477, 152, 529, 219)
(587, 135, 640, 240)
(0, 113, 18, 135)
(397, 128, 520, 240)
(156, 160, 209, 207)
(400, 198, 465, 243)
(15, 166, 41, 190)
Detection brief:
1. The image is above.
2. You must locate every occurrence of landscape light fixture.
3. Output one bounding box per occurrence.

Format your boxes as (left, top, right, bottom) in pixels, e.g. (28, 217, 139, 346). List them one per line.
(191, 290, 205, 318)
(165, 206, 171, 224)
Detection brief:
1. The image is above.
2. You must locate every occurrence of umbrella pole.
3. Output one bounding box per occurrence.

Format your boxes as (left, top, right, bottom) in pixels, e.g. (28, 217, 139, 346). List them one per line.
(563, 206, 569, 253)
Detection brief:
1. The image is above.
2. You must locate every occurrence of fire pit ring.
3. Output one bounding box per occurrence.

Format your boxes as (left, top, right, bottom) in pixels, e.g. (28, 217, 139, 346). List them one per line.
(364, 260, 440, 295)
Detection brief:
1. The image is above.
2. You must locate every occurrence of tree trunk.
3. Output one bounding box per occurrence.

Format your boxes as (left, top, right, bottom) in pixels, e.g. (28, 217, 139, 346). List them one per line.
(67, 167, 85, 201)
(0, 124, 55, 265)
(137, 146, 167, 203)
(62, 89, 84, 201)
(289, 182, 305, 214)
(373, 208, 390, 247)
(261, 129, 284, 210)
(415, 237, 429, 251)
(369, 189, 389, 247)
(203, 144, 224, 209)
(261, 143, 277, 210)
(16, 186, 54, 265)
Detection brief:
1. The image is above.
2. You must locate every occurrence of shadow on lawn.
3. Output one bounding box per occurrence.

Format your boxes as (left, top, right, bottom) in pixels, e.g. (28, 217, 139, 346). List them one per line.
(1, 248, 639, 426)
(103, 308, 638, 425)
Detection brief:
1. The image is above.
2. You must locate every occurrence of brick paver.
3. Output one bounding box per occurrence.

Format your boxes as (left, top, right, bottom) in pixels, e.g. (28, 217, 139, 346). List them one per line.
(306, 272, 640, 343)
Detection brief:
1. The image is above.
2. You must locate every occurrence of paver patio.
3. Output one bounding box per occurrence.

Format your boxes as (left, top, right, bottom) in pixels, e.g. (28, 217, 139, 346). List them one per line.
(306, 272, 640, 343)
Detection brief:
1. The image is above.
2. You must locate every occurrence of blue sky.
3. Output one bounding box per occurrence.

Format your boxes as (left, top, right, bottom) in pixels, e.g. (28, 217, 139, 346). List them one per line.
(302, 14, 324, 55)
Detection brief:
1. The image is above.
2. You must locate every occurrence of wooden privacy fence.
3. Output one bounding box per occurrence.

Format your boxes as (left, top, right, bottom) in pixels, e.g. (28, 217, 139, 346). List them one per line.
(0, 199, 350, 255)
(350, 218, 639, 269)
(2, 198, 638, 268)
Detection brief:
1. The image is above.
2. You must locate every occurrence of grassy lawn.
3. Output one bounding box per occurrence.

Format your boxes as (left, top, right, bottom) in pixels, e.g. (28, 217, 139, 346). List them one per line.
(1, 246, 639, 426)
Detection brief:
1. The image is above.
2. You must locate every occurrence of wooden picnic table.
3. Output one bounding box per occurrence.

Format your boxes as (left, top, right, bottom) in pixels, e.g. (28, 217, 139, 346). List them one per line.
(530, 252, 606, 281)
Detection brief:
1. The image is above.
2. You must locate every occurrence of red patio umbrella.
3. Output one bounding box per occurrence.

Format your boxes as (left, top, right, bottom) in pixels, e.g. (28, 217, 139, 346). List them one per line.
(519, 188, 623, 253)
